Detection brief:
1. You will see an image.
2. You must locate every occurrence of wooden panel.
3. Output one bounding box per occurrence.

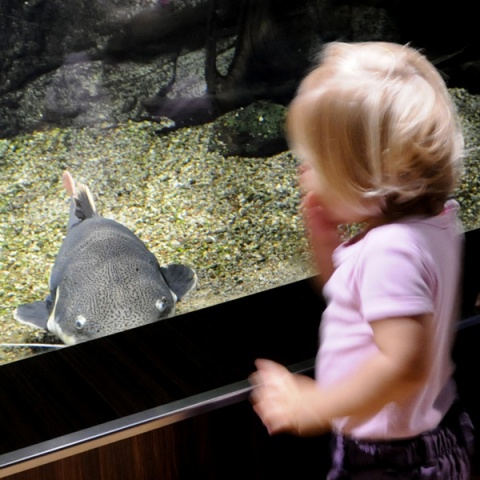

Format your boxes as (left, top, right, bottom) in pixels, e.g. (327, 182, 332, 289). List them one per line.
(2, 400, 331, 480)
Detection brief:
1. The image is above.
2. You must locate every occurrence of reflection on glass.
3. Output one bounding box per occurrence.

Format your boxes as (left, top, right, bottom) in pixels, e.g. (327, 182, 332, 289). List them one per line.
(1, 0, 479, 364)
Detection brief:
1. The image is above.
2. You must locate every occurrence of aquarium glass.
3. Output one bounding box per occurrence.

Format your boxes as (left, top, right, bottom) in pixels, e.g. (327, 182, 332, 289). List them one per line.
(1, 0, 480, 363)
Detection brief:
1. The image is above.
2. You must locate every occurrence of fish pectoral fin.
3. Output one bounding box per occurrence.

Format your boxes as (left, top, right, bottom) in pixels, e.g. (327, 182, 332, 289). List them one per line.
(14, 301, 50, 330)
(160, 264, 197, 301)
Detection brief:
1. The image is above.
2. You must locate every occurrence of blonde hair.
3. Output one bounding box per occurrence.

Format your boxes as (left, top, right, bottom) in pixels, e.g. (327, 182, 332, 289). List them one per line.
(287, 41, 464, 219)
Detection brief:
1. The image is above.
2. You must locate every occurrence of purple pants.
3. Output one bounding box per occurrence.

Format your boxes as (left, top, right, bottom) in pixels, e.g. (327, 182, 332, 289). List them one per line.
(327, 402, 474, 479)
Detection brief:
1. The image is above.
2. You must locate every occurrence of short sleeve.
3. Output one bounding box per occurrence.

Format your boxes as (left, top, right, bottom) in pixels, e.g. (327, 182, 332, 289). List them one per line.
(357, 227, 435, 322)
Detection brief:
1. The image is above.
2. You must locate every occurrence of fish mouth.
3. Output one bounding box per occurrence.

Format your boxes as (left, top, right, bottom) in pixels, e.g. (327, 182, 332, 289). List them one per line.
(47, 317, 77, 345)
(47, 316, 77, 345)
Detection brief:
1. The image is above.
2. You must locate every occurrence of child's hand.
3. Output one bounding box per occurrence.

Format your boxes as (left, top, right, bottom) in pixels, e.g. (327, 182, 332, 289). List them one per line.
(298, 162, 340, 245)
(249, 359, 330, 436)
(300, 192, 341, 285)
(298, 162, 318, 197)
(301, 191, 339, 245)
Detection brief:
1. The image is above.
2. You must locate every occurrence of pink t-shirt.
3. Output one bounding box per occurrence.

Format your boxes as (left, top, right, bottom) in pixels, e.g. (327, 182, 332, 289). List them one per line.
(316, 201, 462, 440)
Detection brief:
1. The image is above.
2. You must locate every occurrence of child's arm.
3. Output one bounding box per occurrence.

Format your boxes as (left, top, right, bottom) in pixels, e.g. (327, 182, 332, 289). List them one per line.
(250, 313, 431, 436)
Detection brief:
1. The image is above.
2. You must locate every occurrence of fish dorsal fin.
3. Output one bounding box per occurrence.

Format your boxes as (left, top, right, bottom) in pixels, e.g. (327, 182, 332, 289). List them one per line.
(63, 171, 98, 230)
(73, 183, 97, 221)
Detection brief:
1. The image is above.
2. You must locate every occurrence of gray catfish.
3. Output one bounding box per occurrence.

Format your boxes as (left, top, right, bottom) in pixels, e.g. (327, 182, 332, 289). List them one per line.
(14, 171, 196, 345)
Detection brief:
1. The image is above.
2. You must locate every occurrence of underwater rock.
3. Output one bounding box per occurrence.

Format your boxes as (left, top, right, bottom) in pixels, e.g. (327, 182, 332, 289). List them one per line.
(141, 0, 315, 131)
(105, 1, 211, 60)
(208, 101, 288, 158)
(1, 0, 480, 138)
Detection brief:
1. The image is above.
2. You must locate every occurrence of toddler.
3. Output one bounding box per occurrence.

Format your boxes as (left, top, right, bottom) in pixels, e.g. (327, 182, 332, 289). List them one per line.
(250, 42, 474, 479)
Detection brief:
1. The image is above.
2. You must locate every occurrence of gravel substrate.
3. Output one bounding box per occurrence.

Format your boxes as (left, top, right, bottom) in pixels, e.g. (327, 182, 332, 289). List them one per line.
(1, 87, 480, 365)
(0, 119, 314, 364)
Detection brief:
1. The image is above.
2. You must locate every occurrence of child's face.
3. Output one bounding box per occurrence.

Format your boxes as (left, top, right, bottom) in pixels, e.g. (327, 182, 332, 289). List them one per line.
(299, 158, 373, 225)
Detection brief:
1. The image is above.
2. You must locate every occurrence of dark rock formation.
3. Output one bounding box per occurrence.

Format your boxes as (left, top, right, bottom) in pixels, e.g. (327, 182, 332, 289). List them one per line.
(1, 0, 480, 150)
(208, 101, 288, 158)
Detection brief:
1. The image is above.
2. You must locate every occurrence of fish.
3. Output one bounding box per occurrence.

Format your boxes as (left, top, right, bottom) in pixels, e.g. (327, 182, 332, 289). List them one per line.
(14, 171, 196, 345)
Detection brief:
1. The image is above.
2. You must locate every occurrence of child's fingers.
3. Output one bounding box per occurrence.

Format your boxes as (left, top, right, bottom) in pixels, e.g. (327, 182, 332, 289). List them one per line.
(298, 163, 318, 196)
(301, 192, 340, 251)
(249, 362, 308, 435)
(301, 192, 333, 227)
(249, 360, 291, 404)
(301, 190, 322, 210)
(253, 360, 293, 392)
(254, 358, 288, 374)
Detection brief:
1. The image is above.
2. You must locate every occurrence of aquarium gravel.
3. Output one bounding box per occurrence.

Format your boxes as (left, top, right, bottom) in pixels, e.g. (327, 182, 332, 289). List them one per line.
(0, 120, 314, 363)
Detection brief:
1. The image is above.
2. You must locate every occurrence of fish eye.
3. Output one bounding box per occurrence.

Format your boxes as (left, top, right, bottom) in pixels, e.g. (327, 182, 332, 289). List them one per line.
(75, 315, 87, 330)
(155, 296, 168, 313)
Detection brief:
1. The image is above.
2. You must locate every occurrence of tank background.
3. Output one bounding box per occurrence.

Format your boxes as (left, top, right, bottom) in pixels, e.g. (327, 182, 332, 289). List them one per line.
(1, 0, 480, 364)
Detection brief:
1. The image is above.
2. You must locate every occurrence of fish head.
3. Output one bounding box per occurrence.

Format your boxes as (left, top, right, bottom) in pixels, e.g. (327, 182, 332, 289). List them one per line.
(47, 271, 179, 345)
